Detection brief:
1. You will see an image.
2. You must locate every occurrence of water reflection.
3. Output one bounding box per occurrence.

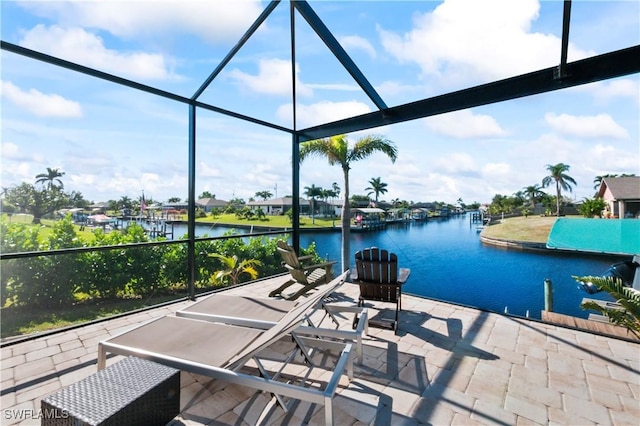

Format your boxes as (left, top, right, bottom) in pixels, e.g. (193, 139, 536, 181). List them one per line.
(172, 215, 623, 319)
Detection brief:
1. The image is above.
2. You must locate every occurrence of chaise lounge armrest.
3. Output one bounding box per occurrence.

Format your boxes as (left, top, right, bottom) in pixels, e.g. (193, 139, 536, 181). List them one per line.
(350, 267, 410, 285)
(398, 268, 411, 284)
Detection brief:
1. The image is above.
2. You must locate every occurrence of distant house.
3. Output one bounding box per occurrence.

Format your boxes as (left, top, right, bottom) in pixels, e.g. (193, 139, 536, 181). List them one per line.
(247, 197, 310, 215)
(196, 198, 228, 213)
(352, 208, 385, 228)
(597, 176, 640, 218)
(89, 202, 109, 213)
(386, 208, 410, 222)
(163, 202, 188, 212)
(411, 208, 429, 220)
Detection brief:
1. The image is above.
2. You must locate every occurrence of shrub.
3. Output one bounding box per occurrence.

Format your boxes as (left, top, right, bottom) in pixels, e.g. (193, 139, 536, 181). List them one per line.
(578, 197, 607, 218)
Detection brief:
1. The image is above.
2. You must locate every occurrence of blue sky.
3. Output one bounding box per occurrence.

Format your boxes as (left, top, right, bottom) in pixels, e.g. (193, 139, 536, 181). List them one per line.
(1, 0, 638, 206)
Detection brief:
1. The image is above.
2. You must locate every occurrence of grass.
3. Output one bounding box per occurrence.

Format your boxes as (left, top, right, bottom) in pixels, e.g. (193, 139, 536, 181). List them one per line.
(481, 215, 559, 243)
(0, 294, 185, 339)
(198, 213, 339, 228)
(1, 212, 559, 338)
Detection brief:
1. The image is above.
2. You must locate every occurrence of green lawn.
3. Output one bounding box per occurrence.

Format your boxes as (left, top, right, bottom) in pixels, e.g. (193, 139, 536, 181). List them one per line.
(197, 213, 339, 229)
(1, 294, 185, 338)
(481, 215, 559, 243)
(1, 212, 340, 246)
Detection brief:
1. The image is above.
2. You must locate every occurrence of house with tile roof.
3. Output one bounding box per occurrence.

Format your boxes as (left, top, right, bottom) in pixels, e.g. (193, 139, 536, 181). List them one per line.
(597, 176, 640, 218)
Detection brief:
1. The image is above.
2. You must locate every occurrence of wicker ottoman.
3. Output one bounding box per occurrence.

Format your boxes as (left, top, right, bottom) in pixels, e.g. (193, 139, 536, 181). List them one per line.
(41, 357, 180, 426)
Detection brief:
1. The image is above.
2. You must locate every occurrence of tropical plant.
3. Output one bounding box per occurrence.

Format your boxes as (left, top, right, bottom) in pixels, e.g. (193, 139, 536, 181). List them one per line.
(542, 163, 577, 216)
(365, 177, 388, 204)
(488, 193, 519, 215)
(199, 191, 215, 199)
(299, 134, 398, 272)
(303, 184, 323, 224)
(4, 182, 68, 224)
(578, 197, 607, 218)
(512, 190, 526, 207)
(522, 184, 545, 208)
(35, 167, 65, 191)
(208, 253, 261, 286)
(332, 182, 340, 198)
(118, 196, 134, 210)
(255, 190, 273, 201)
(574, 275, 640, 338)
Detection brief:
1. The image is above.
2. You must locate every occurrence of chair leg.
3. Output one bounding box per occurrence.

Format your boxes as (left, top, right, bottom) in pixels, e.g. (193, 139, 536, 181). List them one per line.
(394, 301, 400, 335)
(353, 298, 364, 329)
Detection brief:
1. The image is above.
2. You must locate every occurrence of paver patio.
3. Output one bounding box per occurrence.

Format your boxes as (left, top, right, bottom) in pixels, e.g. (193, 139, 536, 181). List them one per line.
(1, 274, 638, 425)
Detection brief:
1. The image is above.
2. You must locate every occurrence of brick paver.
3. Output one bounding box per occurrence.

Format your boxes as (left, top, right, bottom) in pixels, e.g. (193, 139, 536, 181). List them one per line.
(1, 275, 638, 425)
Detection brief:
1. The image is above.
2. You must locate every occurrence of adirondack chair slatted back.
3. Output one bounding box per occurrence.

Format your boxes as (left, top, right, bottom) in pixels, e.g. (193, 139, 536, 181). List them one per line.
(277, 243, 307, 283)
(354, 247, 407, 333)
(355, 248, 399, 291)
(272, 240, 336, 299)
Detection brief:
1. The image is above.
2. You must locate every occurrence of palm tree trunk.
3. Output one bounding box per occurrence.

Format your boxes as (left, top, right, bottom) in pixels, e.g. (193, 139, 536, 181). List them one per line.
(556, 181, 561, 216)
(311, 198, 315, 224)
(341, 167, 351, 274)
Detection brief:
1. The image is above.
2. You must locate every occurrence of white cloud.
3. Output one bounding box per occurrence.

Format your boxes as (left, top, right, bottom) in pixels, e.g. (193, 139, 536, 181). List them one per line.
(0, 162, 35, 185)
(277, 100, 371, 129)
(587, 79, 640, 104)
(433, 152, 478, 174)
(198, 162, 223, 178)
(425, 109, 507, 139)
(18, 0, 263, 44)
(583, 144, 640, 175)
(227, 59, 312, 97)
(378, 0, 592, 86)
(482, 162, 511, 177)
(20, 25, 174, 81)
(306, 83, 360, 92)
(544, 113, 629, 139)
(376, 80, 427, 98)
(1, 80, 83, 118)
(339, 35, 377, 59)
(1, 142, 21, 159)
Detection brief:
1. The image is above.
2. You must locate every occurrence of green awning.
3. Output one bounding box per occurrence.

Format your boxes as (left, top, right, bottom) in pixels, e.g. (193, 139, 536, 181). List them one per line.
(546, 218, 640, 255)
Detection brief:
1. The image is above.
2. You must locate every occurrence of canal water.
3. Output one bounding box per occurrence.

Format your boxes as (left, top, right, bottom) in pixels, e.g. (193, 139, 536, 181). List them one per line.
(169, 215, 623, 320)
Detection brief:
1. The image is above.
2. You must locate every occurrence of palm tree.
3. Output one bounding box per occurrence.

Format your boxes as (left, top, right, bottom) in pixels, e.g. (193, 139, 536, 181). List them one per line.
(522, 184, 544, 208)
(365, 177, 388, 204)
(254, 190, 273, 201)
(118, 196, 133, 210)
(35, 167, 65, 191)
(299, 134, 398, 272)
(320, 188, 332, 217)
(541, 163, 577, 216)
(208, 253, 261, 286)
(332, 182, 340, 198)
(303, 184, 323, 224)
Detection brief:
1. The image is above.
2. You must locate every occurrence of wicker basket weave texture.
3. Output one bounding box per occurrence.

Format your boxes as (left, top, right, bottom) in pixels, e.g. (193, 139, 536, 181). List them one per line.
(41, 356, 180, 426)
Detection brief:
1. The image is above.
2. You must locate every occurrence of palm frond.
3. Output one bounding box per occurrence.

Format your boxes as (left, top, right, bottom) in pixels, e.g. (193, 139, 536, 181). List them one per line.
(574, 275, 640, 337)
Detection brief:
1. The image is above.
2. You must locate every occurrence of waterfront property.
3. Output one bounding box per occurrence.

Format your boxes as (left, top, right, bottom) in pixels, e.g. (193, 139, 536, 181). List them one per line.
(2, 1, 639, 424)
(597, 176, 640, 219)
(2, 275, 638, 425)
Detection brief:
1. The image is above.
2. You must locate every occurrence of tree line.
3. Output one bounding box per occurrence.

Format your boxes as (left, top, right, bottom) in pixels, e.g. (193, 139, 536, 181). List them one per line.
(0, 215, 322, 308)
(488, 164, 634, 218)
